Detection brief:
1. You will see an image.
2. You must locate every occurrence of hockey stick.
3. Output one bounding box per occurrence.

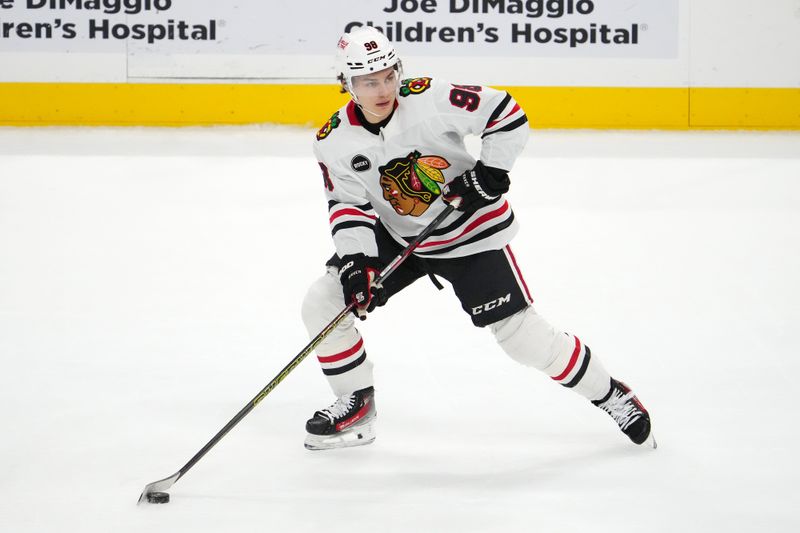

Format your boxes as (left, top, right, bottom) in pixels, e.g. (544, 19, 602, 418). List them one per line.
(137, 199, 460, 504)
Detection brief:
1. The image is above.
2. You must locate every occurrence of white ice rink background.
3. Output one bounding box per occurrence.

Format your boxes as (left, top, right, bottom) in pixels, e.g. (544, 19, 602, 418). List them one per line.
(1, 126, 798, 532)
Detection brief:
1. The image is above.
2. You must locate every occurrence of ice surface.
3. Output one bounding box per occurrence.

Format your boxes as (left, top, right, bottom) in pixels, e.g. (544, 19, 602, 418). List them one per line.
(1, 126, 798, 533)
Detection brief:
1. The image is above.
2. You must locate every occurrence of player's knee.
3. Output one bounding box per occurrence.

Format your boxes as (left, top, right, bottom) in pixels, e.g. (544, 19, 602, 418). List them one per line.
(491, 306, 561, 370)
(301, 272, 342, 332)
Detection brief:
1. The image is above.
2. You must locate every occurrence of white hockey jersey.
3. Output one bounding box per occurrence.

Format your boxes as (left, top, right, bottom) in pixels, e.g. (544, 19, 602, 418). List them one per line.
(313, 77, 529, 260)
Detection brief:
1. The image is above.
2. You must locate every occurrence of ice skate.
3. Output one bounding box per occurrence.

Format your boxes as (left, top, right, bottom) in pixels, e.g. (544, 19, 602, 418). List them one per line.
(305, 387, 376, 450)
(593, 379, 656, 448)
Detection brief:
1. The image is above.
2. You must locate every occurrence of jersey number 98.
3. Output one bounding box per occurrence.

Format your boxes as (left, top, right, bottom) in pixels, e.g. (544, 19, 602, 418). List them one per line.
(449, 86, 481, 112)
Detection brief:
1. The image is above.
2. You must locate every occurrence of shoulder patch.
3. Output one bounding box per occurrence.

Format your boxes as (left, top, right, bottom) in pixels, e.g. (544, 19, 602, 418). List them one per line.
(316, 111, 341, 141)
(399, 77, 433, 97)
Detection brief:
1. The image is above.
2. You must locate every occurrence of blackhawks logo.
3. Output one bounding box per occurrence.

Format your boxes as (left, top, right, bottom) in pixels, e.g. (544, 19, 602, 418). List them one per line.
(379, 151, 449, 217)
(316, 111, 341, 141)
(399, 77, 432, 97)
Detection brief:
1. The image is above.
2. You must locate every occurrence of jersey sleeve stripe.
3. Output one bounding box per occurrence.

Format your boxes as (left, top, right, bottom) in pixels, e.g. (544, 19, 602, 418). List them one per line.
(487, 103, 521, 129)
(482, 115, 529, 138)
(485, 92, 513, 129)
(329, 208, 378, 224)
(328, 200, 373, 211)
(331, 220, 375, 236)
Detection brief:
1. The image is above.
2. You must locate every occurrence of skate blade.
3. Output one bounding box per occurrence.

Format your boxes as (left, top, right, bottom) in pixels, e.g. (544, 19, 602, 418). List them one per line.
(643, 432, 658, 449)
(304, 421, 376, 451)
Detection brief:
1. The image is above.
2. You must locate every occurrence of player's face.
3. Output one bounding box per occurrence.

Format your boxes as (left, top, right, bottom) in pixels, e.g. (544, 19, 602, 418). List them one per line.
(352, 67, 399, 123)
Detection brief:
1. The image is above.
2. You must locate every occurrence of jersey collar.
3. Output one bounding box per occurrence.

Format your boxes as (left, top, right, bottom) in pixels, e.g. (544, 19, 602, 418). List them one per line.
(347, 100, 398, 135)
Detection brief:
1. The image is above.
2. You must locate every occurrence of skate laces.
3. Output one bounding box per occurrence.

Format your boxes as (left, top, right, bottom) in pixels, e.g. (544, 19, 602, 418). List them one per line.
(319, 393, 357, 422)
(598, 389, 642, 431)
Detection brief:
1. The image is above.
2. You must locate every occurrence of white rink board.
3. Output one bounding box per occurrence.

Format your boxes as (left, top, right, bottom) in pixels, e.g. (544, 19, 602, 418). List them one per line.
(0, 0, 798, 88)
(1, 0, 678, 58)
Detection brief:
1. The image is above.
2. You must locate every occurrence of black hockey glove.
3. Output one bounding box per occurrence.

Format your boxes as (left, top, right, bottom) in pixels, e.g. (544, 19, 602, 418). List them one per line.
(339, 254, 387, 320)
(442, 161, 510, 212)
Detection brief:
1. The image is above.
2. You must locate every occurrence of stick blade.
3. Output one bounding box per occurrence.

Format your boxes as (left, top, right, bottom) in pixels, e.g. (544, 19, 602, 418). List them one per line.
(137, 472, 180, 505)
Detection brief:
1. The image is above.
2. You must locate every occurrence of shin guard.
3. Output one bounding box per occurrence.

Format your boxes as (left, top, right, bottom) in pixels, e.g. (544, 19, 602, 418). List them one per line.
(301, 269, 374, 397)
(491, 307, 611, 401)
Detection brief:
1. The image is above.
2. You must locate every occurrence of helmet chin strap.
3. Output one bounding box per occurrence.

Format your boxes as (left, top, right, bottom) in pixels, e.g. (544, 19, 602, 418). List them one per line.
(350, 88, 401, 121)
(345, 63, 403, 120)
(358, 103, 388, 119)
(346, 89, 392, 120)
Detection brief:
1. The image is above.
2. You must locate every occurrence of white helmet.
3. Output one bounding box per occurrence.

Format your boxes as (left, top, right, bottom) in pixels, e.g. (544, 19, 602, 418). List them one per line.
(335, 26, 402, 98)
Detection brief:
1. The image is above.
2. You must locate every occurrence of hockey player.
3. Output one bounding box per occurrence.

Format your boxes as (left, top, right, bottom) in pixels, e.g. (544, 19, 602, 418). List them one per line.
(302, 26, 655, 451)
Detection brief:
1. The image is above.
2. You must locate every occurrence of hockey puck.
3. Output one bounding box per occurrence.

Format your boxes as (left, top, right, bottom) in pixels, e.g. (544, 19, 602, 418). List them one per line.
(146, 491, 170, 504)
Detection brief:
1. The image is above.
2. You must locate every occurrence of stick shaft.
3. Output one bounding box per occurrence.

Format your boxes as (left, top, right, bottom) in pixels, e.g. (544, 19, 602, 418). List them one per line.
(143, 202, 458, 493)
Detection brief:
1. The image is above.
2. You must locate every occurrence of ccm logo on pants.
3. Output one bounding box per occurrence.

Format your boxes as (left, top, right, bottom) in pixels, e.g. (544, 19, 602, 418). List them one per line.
(472, 294, 511, 315)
